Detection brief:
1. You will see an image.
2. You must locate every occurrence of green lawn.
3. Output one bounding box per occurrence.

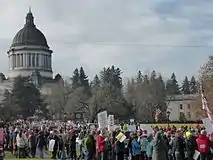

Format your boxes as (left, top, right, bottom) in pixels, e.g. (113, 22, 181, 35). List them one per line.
(4, 151, 51, 159)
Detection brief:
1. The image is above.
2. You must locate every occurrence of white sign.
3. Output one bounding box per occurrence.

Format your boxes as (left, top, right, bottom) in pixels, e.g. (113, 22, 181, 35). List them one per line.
(193, 150, 200, 160)
(97, 111, 108, 129)
(129, 124, 136, 132)
(140, 124, 153, 135)
(202, 117, 213, 134)
(130, 119, 134, 123)
(108, 115, 115, 131)
(48, 139, 55, 152)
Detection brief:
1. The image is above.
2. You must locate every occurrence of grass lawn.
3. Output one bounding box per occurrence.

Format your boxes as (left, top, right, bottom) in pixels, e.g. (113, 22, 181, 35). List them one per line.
(4, 151, 52, 159)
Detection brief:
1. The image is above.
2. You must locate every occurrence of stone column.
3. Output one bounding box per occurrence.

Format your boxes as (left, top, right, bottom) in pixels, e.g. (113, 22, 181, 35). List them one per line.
(23, 53, 25, 67)
(20, 54, 22, 67)
(15, 54, 18, 68)
(12, 55, 14, 69)
(30, 53, 33, 67)
(39, 54, 42, 67)
(10, 55, 13, 69)
(50, 55, 52, 69)
(25, 53, 28, 67)
(35, 53, 37, 67)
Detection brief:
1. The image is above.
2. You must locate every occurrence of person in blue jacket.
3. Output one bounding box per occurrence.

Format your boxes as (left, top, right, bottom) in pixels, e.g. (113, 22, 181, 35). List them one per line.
(131, 133, 142, 160)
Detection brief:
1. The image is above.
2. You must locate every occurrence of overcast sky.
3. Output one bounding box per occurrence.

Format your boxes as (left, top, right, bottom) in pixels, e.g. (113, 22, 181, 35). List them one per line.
(0, 0, 212, 82)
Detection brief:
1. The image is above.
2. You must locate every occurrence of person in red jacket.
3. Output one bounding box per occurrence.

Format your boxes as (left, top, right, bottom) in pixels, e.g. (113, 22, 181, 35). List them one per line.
(197, 130, 211, 160)
(97, 130, 106, 160)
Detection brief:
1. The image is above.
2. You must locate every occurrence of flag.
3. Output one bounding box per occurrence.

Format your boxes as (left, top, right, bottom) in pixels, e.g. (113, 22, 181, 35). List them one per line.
(200, 85, 208, 110)
(155, 108, 161, 122)
(200, 84, 212, 121)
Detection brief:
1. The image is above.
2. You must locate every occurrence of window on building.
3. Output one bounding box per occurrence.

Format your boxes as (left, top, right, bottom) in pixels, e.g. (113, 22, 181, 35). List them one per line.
(188, 104, 190, 110)
(180, 104, 183, 110)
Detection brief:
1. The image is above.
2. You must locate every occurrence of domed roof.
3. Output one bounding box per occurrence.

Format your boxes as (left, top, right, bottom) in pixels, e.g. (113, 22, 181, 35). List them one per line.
(11, 9, 49, 48)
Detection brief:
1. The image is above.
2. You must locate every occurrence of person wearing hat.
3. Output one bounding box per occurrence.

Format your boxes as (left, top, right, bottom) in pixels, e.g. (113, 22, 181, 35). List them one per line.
(197, 130, 211, 160)
(185, 131, 198, 160)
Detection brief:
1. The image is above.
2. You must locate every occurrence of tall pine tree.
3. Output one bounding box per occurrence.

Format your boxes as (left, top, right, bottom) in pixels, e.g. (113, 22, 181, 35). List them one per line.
(79, 67, 89, 89)
(189, 76, 197, 94)
(71, 68, 80, 89)
(166, 73, 180, 95)
(181, 76, 190, 94)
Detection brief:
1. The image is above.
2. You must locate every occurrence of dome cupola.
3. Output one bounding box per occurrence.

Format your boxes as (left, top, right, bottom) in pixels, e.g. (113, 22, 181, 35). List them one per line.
(11, 8, 48, 48)
(7, 8, 53, 79)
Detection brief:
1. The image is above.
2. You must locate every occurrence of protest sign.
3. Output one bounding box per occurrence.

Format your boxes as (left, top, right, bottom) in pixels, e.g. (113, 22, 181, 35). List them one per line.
(116, 132, 126, 143)
(97, 111, 108, 129)
(48, 139, 55, 151)
(140, 124, 154, 135)
(202, 117, 213, 134)
(108, 115, 115, 131)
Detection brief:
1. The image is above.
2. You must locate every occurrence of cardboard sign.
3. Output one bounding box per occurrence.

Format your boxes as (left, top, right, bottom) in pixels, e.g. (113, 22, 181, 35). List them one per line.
(116, 132, 126, 143)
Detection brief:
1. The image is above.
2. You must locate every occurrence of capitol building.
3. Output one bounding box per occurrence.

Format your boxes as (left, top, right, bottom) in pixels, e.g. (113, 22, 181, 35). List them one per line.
(0, 9, 63, 103)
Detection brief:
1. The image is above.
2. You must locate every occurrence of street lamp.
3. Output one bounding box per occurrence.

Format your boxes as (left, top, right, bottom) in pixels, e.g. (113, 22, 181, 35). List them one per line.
(166, 111, 171, 127)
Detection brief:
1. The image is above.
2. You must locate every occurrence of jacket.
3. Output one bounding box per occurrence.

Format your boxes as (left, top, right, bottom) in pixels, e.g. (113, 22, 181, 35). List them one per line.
(97, 135, 105, 153)
(197, 135, 210, 153)
(131, 139, 141, 156)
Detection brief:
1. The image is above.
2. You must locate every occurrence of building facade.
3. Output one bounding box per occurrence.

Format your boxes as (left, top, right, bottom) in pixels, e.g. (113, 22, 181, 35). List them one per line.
(166, 94, 200, 121)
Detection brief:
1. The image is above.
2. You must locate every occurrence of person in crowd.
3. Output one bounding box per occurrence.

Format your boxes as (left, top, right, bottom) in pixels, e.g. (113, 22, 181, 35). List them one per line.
(171, 131, 185, 160)
(146, 134, 154, 160)
(131, 133, 142, 160)
(115, 132, 125, 160)
(16, 130, 28, 158)
(69, 130, 77, 160)
(28, 130, 36, 158)
(84, 131, 96, 160)
(197, 130, 211, 160)
(185, 131, 198, 160)
(48, 130, 60, 159)
(139, 130, 149, 160)
(97, 130, 106, 160)
(36, 131, 46, 159)
(152, 132, 168, 160)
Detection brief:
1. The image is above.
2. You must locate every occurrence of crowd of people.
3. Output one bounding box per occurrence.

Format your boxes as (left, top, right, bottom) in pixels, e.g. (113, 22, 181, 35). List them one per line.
(0, 119, 212, 160)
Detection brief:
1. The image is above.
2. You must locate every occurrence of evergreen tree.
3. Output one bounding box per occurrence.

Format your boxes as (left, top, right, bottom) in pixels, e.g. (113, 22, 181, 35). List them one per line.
(91, 74, 101, 88)
(189, 76, 197, 94)
(71, 68, 80, 89)
(166, 73, 180, 95)
(5, 76, 46, 118)
(181, 76, 190, 94)
(79, 66, 89, 89)
(100, 66, 122, 89)
(136, 70, 143, 84)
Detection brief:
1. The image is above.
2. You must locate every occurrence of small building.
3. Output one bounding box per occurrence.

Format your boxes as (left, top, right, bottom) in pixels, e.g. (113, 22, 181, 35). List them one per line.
(166, 94, 200, 121)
